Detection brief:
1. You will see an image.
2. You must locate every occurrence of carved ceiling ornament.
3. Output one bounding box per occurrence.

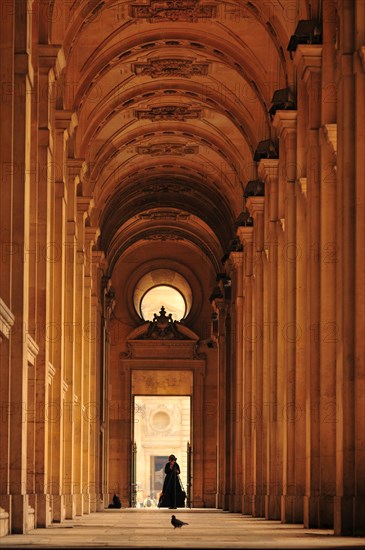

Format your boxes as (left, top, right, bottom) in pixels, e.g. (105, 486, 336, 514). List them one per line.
(138, 210, 190, 220)
(137, 143, 199, 156)
(142, 183, 193, 193)
(129, 0, 218, 22)
(132, 58, 210, 78)
(135, 105, 202, 121)
(144, 233, 184, 241)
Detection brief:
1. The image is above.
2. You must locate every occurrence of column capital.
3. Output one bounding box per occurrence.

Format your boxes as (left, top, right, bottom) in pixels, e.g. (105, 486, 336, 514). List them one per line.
(258, 158, 279, 183)
(55, 109, 74, 131)
(85, 225, 101, 246)
(246, 196, 265, 218)
(236, 226, 253, 246)
(77, 196, 94, 216)
(228, 251, 244, 269)
(38, 44, 62, 70)
(294, 44, 322, 82)
(272, 110, 297, 138)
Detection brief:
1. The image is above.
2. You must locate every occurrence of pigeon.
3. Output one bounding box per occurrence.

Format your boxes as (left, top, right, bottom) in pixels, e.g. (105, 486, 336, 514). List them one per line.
(171, 514, 189, 528)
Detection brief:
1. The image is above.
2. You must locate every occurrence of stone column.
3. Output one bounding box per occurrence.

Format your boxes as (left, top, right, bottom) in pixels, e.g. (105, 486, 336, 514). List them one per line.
(236, 226, 254, 514)
(34, 45, 61, 529)
(212, 297, 227, 510)
(48, 109, 72, 523)
(73, 196, 92, 515)
(62, 158, 81, 519)
(228, 252, 244, 512)
(245, 197, 265, 517)
(8, 0, 33, 532)
(294, 44, 324, 528)
(334, 0, 365, 535)
(82, 225, 99, 514)
(273, 111, 304, 523)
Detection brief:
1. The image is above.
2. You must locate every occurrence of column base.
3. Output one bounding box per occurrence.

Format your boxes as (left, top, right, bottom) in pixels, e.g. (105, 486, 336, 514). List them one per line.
(334, 496, 365, 536)
(265, 494, 281, 520)
(52, 494, 65, 523)
(303, 495, 334, 528)
(65, 494, 76, 519)
(36, 494, 52, 527)
(281, 494, 303, 524)
(75, 493, 83, 516)
(242, 494, 254, 515)
(11, 494, 28, 534)
(0, 507, 10, 537)
(234, 493, 242, 513)
(252, 494, 265, 517)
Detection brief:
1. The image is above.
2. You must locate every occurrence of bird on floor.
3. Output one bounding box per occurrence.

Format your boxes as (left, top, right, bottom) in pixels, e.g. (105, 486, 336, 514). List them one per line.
(171, 515, 189, 528)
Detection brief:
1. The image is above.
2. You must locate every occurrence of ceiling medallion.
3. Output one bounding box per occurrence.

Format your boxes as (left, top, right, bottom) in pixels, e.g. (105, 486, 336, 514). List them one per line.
(135, 105, 201, 121)
(137, 143, 198, 156)
(129, 0, 218, 22)
(132, 58, 209, 78)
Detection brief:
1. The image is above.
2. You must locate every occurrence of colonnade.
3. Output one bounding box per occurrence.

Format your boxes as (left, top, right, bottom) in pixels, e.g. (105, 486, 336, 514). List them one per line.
(213, 2, 365, 535)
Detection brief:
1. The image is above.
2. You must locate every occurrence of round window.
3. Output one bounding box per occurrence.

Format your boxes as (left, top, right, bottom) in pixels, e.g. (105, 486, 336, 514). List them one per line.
(140, 285, 186, 321)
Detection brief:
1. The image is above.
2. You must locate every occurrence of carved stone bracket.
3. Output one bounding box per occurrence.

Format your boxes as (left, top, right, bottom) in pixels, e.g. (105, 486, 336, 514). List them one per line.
(323, 123, 337, 163)
(0, 298, 15, 341)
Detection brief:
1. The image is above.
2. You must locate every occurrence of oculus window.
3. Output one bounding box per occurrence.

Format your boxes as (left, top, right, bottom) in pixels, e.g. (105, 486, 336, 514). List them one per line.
(140, 285, 186, 321)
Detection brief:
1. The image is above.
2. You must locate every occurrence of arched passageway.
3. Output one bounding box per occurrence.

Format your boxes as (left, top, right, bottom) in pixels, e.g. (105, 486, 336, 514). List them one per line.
(0, 0, 364, 540)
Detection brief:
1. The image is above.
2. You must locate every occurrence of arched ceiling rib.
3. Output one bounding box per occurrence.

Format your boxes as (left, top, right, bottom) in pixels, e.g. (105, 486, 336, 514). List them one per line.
(47, 0, 303, 276)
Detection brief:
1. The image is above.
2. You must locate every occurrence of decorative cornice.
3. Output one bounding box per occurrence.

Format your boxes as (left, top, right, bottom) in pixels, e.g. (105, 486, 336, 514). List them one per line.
(359, 46, 365, 73)
(142, 183, 192, 193)
(27, 334, 39, 366)
(129, 0, 218, 22)
(0, 298, 15, 340)
(48, 362, 56, 385)
(323, 123, 337, 160)
(135, 105, 201, 122)
(132, 58, 209, 78)
(298, 177, 307, 197)
(144, 233, 184, 241)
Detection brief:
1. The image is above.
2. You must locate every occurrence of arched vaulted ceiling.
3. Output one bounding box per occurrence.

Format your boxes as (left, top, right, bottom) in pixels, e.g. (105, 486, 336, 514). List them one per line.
(45, 0, 313, 277)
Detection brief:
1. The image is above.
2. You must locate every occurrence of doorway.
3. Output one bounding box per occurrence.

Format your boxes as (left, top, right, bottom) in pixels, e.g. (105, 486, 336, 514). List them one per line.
(133, 395, 191, 507)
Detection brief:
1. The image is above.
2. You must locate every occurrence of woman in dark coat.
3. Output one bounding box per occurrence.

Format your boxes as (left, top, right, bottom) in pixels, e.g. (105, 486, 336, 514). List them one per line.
(159, 454, 185, 509)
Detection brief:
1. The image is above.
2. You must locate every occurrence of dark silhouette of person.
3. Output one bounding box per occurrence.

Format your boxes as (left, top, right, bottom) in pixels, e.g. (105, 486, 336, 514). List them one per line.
(108, 493, 122, 509)
(159, 454, 185, 509)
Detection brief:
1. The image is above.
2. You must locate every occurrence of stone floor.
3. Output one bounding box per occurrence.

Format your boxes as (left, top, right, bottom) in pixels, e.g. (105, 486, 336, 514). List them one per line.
(1, 509, 365, 549)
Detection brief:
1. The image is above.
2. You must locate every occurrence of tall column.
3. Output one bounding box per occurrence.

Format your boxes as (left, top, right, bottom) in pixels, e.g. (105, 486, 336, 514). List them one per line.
(34, 45, 60, 529)
(228, 252, 244, 512)
(82, 225, 99, 514)
(49, 109, 72, 523)
(73, 196, 92, 515)
(334, 0, 365, 535)
(8, 0, 33, 532)
(236, 226, 254, 515)
(212, 296, 227, 510)
(62, 158, 81, 519)
(273, 111, 304, 523)
(246, 197, 265, 517)
(258, 159, 282, 520)
(294, 44, 325, 528)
